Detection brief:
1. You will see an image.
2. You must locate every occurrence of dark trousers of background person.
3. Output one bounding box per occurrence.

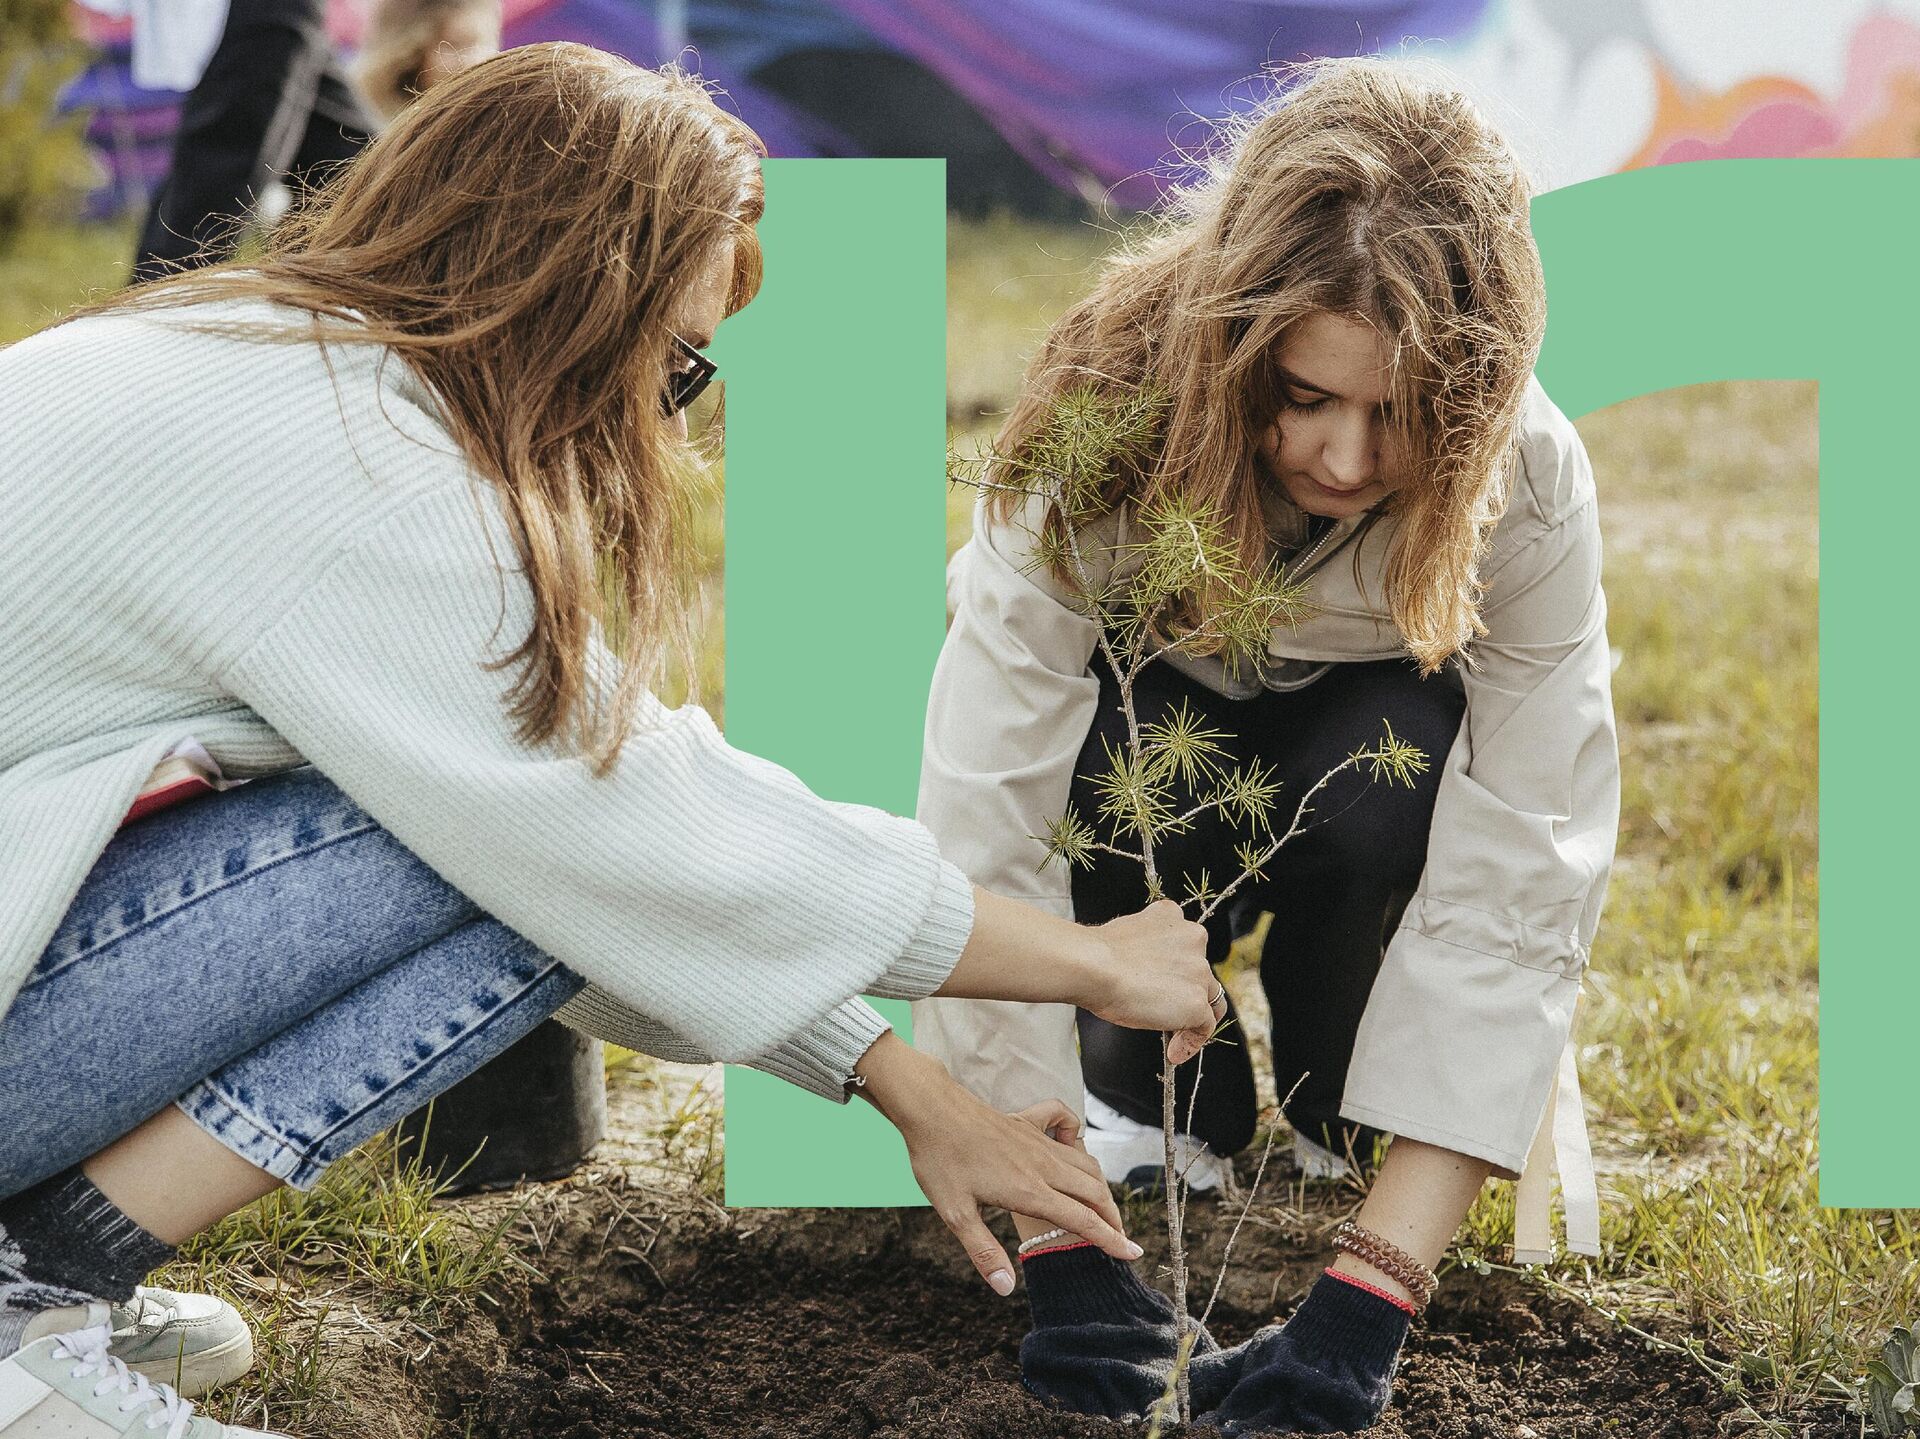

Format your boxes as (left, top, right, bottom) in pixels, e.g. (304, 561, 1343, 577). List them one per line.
(133, 0, 376, 282)
(1070, 646, 1467, 1169)
(750, 48, 1087, 218)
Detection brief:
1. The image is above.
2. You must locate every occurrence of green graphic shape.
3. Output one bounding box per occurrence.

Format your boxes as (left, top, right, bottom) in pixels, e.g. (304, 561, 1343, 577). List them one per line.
(725, 157, 1898, 1212)
(717, 159, 947, 1205)
(1532, 159, 1887, 1208)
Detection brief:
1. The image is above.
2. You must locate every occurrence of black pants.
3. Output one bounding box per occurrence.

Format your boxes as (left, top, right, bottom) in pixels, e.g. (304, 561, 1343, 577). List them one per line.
(751, 48, 1087, 219)
(1070, 647, 1466, 1164)
(133, 0, 376, 282)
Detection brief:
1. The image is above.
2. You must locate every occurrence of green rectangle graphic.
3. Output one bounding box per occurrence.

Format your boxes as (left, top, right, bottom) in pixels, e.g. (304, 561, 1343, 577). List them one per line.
(717, 158, 948, 1206)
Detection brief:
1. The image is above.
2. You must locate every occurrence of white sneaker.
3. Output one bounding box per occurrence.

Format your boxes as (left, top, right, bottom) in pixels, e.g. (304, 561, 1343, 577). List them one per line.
(1291, 1129, 1353, 1182)
(17, 1288, 254, 1399)
(1083, 1092, 1231, 1194)
(0, 1304, 282, 1438)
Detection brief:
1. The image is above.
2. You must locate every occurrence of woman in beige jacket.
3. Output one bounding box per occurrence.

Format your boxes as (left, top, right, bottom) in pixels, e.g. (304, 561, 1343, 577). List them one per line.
(913, 59, 1620, 1431)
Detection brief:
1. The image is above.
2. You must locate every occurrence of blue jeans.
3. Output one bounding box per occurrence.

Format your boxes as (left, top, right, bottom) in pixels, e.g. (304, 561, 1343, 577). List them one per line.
(0, 766, 586, 1199)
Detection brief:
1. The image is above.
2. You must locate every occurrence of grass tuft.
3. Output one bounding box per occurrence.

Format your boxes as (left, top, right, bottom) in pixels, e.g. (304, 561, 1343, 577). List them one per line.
(154, 1129, 535, 1309)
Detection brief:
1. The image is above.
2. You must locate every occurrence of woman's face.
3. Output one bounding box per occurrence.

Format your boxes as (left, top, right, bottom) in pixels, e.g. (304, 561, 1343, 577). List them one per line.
(662, 241, 733, 441)
(1256, 311, 1401, 521)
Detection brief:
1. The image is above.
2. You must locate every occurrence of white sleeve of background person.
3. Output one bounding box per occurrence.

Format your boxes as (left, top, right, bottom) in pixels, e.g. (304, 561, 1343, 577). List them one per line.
(1340, 404, 1620, 1179)
(911, 489, 1107, 1118)
(129, 0, 231, 92)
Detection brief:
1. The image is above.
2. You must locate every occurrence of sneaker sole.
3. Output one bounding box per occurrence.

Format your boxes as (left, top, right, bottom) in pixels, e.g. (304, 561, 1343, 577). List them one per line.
(1114, 1162, 1224, 1198)
(124, 1324, 256, 1398)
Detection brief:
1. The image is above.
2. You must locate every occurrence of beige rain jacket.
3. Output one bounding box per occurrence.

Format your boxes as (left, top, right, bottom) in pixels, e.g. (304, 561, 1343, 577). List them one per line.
(912, 375, 1615, 1261)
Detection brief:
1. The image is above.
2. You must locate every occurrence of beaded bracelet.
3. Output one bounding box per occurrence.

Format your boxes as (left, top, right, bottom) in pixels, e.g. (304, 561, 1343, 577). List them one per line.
(1017, 1227, 1073, 1255)
(1330, 1218, 1437, 1312)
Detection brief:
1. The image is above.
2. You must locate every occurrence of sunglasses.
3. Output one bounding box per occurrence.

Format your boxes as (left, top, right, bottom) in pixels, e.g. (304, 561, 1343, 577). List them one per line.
(664, 334, 718, 416)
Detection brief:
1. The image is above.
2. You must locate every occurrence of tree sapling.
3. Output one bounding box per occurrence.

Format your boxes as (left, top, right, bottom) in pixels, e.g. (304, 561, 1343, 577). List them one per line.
(955, 381, 1427, 1421)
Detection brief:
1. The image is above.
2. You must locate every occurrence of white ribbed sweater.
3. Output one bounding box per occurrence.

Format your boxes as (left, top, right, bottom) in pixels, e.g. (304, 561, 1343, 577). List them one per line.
(0, 298, 975, 1101)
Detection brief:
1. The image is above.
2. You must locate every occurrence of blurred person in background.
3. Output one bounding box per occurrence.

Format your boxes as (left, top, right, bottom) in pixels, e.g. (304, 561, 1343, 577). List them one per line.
(128, 0, 495, 281)
(130, 0, 375, 281)
(353, 0, 502, 123)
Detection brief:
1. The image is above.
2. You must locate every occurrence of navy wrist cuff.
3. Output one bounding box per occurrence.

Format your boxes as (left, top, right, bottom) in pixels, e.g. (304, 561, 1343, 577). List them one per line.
(1021, 1245, 1175, 1329)
(1283, 1271, 1412, 1374)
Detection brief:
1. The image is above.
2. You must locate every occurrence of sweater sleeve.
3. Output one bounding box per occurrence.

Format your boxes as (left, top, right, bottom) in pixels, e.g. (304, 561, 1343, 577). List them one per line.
(218, 480, 975, 1070)
(554, 994, 890, 1103)
(555, 858, 974, 1103)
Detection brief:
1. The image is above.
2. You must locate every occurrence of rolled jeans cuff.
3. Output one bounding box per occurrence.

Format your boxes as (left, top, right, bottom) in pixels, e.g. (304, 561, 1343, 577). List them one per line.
(175, 942, 584, 1190)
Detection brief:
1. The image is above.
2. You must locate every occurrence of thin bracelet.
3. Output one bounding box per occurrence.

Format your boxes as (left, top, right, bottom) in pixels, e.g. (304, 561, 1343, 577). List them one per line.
(1017, 1227, 1073, 1255)
(1332, 1219, 1435, 1305)
(1331, 1218, 1437, 1311)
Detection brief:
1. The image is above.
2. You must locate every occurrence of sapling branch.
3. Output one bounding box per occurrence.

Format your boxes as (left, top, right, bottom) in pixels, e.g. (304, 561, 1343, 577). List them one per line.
(952, 383, 1426, 1422)
(1195, 721, 1429, 926)
(1200, 1069, 1310, 1333)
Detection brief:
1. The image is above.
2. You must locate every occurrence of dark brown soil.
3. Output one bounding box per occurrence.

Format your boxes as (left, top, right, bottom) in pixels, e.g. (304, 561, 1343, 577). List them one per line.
(436, 1204, 1847, 1439)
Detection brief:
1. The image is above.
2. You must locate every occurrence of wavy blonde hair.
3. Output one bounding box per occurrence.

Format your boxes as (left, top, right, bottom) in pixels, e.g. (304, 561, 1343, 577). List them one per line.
(71, 43, 764, 774)
(996, 57, 1546, 673)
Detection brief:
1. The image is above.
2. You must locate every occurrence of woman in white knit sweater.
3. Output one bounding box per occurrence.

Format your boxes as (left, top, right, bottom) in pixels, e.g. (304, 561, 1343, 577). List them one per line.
(0, 44, 1225, 1438)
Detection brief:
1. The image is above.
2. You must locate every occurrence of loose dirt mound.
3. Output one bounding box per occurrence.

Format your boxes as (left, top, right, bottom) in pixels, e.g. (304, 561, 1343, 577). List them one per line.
(435, 1204, 1809, 1438)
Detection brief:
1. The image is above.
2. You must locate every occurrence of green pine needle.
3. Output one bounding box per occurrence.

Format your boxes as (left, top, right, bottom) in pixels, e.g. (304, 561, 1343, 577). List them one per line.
(1215, 758, 1284, 829)
(1036, 807, 1101, 872)
(1355, 718, 1430, 788)
(1141, 698, 1234, 790)
(1090, 736, 1182, 839)
(1179, 868, 1216, 909)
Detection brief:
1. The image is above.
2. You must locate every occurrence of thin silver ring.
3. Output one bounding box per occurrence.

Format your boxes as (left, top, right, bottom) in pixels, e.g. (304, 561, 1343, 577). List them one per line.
(1210, 982, 1228, 1012)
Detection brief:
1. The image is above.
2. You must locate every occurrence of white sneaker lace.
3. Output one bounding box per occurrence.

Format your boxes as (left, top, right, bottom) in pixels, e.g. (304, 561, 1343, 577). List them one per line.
(50, 1322, 197, 1439)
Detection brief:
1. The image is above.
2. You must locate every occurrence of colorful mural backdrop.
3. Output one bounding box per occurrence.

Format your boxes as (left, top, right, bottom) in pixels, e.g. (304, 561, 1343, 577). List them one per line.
(60, 0, 1920, 215)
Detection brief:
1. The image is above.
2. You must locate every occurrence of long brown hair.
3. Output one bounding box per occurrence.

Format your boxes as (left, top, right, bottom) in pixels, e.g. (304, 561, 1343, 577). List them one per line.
(72, 43, 765, 774)
(996, 57, 1546, 672)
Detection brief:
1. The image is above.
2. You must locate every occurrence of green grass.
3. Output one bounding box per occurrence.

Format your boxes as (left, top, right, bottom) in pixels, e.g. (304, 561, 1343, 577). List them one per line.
(159, 1129, 536, 1303)
(144, 1128, 533, 1432)
(946, 211, 1128, 421)
(0, 219, 133, 344)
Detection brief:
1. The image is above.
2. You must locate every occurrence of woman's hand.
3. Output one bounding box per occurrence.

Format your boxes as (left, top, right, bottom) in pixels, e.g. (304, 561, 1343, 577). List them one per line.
(1080, 899, 1222, 1065)
(853, 1034, 1141, 1294)
(933, 891, 1221, 1063)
